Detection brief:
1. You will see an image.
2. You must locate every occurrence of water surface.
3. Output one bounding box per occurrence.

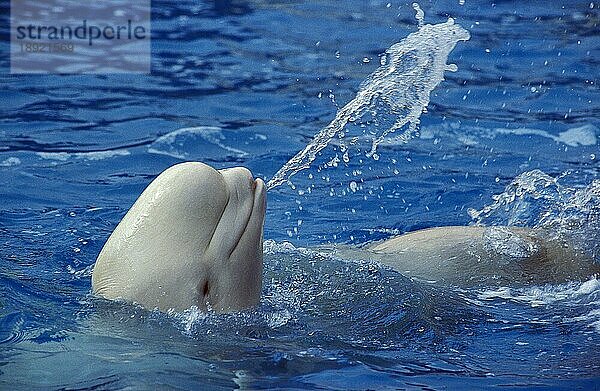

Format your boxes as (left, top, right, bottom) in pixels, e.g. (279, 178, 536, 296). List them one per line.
(1, 0, 599, 389)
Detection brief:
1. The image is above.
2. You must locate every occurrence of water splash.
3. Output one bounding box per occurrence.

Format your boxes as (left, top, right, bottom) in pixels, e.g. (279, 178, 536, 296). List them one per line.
(482, 226, 539, 260)
(468, 170, 600, 260)
(477, 276, 600, 307)
(267, 4, 470, 189)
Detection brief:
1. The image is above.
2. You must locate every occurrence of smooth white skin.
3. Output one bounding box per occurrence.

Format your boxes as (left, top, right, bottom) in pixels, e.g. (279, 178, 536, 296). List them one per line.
(324, 226, 598, 287)
(92, 162, 266, 312)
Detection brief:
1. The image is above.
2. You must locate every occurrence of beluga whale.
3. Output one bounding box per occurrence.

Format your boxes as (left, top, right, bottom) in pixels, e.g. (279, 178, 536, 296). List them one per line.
(92, 162, 599, 313)
(91, 5, 598, 313)
(92, 162, 266, 313)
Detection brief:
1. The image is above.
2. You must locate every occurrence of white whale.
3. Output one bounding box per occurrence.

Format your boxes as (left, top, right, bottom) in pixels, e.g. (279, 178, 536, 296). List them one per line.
(93, 162, 598, 313)
(92, 162, 266, 313)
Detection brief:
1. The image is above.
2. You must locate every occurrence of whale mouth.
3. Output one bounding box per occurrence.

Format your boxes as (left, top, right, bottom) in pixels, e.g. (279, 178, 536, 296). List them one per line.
(252, 177, 267, 222)
(239, 176, 266, 251)
(215, 168, 266, 259)
(233, 176, 266, 254)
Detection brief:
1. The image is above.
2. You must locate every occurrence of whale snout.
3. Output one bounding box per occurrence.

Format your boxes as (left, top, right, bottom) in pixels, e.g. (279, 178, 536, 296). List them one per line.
(221, 166, 255, 190)
(205, 165, 266, 311)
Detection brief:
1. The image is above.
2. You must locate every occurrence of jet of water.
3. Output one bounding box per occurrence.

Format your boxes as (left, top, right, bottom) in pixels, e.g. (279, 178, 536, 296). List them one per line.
(267, 3, 470, 190)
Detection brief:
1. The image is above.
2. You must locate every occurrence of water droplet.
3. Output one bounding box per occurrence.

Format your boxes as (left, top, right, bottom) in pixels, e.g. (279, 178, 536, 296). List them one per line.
(412, 3, 424, 27)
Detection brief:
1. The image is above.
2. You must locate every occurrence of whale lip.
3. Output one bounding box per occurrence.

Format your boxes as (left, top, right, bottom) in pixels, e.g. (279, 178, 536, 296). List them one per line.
(206, 169, 265, 312)
(231, 175, 266, 258)
(253, 177, 266, 218)
(215, 167, 266, 260)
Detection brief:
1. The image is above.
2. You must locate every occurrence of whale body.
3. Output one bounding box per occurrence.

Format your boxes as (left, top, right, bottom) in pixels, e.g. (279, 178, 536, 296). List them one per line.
(321, 226, 599, 287)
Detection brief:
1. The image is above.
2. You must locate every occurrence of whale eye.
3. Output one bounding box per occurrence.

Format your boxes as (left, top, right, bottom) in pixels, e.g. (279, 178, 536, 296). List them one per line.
(202, 281, 210, 297)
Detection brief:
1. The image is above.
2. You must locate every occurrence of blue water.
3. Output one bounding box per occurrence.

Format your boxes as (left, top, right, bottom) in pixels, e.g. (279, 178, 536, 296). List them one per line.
(1, 0, 599, 389)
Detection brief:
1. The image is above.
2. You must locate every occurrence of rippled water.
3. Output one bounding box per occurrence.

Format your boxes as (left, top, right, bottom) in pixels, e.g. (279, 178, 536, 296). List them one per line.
(1, 0, 599, 389)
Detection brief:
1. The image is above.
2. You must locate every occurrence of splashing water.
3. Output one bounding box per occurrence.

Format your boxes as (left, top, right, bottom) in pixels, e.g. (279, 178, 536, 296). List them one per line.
(267, 4, 470, 189)
(468, 169, 600, 260)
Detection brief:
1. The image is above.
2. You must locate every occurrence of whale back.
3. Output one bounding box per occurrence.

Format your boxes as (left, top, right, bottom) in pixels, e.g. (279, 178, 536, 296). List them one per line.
(322, 226, 599, 287)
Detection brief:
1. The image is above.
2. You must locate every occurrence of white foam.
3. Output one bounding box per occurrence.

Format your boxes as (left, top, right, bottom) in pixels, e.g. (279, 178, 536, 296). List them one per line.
(494, 124, 598, 147)
(263, 239, 298, 254)
(495, 127, 554, 139)
(558, 124, 597, 147)
(171, 306, 208, 334)
(0, 157, 21, 167)
(75, 150, 131, 160)
(36, 149, 130, 161)
(564, 309, 600, 333)
(37, 152, 70, 161)
(477, 276, 600, 307)
(264, 309, 293, 328)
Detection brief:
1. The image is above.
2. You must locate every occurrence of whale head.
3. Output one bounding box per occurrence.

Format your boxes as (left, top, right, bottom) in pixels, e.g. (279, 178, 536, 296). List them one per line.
(92, 162, 266, 313)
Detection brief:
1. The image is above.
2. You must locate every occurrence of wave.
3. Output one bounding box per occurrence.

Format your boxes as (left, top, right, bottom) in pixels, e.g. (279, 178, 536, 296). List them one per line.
(36, 149, 131, 161)
(0, 157, 21, 167)
(148, 126, 248, 160)
(478, 276, 600, 333)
